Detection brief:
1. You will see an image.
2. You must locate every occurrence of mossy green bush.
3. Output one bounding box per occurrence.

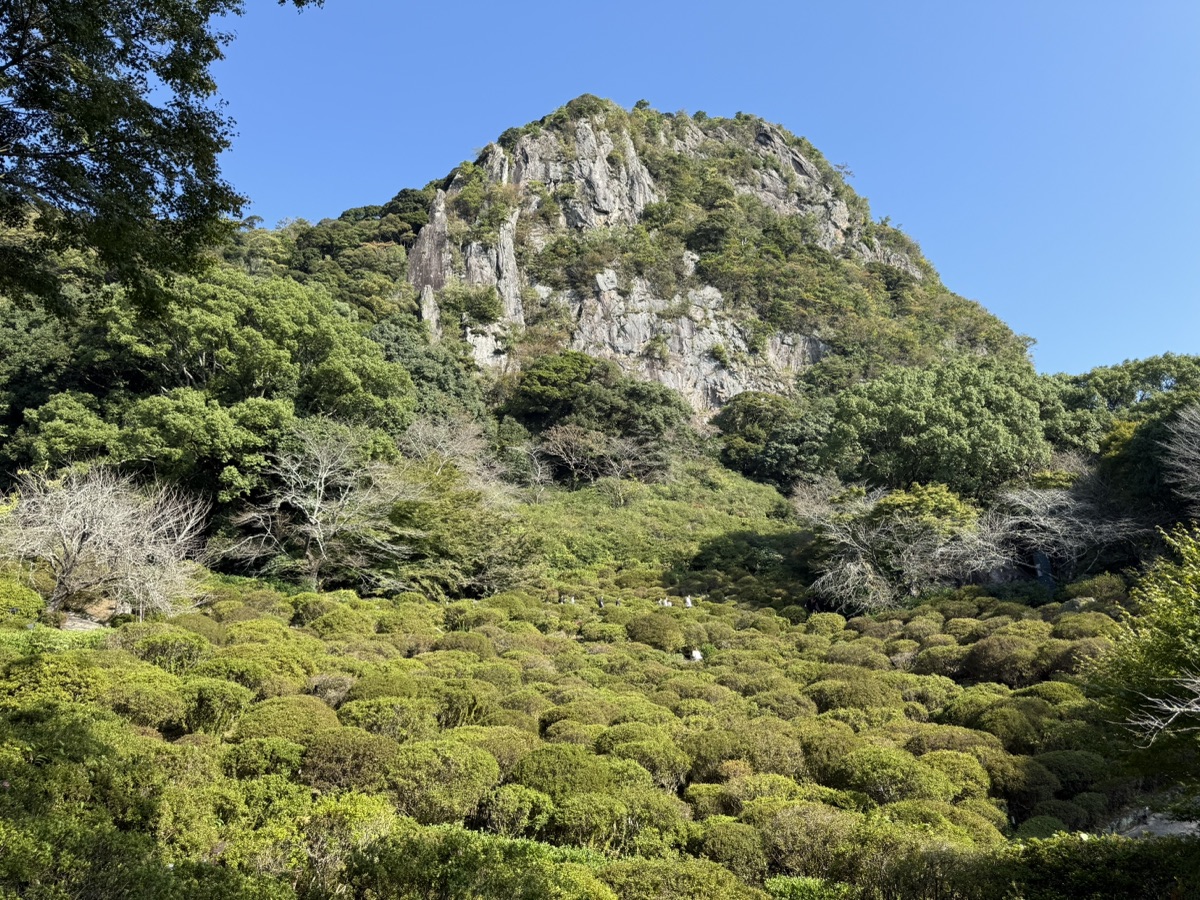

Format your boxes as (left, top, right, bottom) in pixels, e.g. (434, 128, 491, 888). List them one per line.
(233, 695, 339, 744)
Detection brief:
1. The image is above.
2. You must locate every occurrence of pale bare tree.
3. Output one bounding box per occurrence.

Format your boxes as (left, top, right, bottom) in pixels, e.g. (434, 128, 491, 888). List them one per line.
(794, 476, 1010, 612)
(398, 413, 491, 477)
(227, 419, 421, 590)
(1128, 674, 1200, 746)
(1163, 404, 1200, 515)
(539, 424, 662, 486)
(0, 469, 209, 618)
(995, 482, 1143, 577)
(795, 467, 1145, 612)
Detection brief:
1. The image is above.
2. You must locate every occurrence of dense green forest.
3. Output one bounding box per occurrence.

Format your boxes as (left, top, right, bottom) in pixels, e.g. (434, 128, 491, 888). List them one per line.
(2, 15, 1199, 894)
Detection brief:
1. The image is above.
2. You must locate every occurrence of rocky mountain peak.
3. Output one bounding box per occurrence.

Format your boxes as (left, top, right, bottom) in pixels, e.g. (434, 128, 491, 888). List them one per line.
(404, 96, 999, 412)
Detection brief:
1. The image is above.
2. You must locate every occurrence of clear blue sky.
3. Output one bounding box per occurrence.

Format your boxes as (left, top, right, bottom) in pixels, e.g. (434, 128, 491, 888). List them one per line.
(213, 0, 1199, 376)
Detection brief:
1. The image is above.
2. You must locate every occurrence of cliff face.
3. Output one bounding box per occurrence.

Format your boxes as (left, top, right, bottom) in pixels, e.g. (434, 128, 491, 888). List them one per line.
(404, 97, 974, 411)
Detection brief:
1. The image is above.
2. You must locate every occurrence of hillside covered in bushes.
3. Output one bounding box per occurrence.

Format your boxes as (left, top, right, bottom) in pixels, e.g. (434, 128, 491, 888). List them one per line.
(1, 96, 1200, 900)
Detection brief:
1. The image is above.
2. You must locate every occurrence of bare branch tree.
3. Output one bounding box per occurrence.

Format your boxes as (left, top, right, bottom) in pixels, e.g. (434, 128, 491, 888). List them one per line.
(227, 419, 421, 591)
(0, 469, 209, 618)
(1128, 674, 1200, 746)
(995, 482, 1143, 577)
(794, 477, 1010, 613)
(539, 424, 663, 487)
(398, 413, 491, 478)
(1163, 404, 1200, 515)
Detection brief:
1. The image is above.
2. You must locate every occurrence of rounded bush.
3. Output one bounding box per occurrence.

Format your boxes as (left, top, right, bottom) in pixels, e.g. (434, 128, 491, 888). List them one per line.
(1014, 814, 1068, 838)
(964, 635, 1041, 686)
(766, 802, 861, 878)
(0, 577, 45, 627)
(385, 739, 501, 824)
(336, 696, 438, 741)
(299, 726, 399, 791)
(1050, 611, 1116, 640)
(451, 725, 539, 775)
(233, 694, 339, 744)
(433, 631, 497, 658)
(805, 613, 847, 636)
(804, 678, 904, 713)
(912, 644, 968, 678)
(1033, 750, 1108, 795)
(511, 743, 651, 801)
(481, 783, 555, 837)
(944, 618, 986, 642)
(625, 613, 685, 653)
(699, 817, 767, 883)
(223, 737, 305, 778)
(169, 612, 227, 645)
(920, 750, 990, 801)
(830, 746, 955, 804)
(824, 641, 892, 670)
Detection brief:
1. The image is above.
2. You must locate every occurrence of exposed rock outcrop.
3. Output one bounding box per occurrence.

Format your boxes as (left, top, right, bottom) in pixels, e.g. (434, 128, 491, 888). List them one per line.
(406, 99, 927, 411)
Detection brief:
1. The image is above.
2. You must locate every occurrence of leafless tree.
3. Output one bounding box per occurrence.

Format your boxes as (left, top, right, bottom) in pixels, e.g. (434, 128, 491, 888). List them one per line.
(995, 481, 1143, 577)
(795, 465, 1146, 612)
(795, 478, 1012, 612)
(227, 419, 421, 591)
(1163, 403, 1200, 515)
(398, 413, 491, 478)
(539, 424, 662, 486)
(0, 469, 209, 618)
(1128, 674, 1200, 746)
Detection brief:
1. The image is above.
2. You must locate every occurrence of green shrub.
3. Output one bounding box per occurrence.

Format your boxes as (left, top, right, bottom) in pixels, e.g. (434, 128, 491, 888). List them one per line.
(433, 631, 497, 658)
(626, 613, 686, 653)
(223, 736, 305, 778)
(385, 739, 501, 824)
(1015, 814, 1068, 838)
(104, 664, 187, 729)
(1050, 612, 1116, 640)
(299, 726, 399, 791)
(233, 695, 339, 744)
(129, 626, 210, 674)
(765, 875, 854, 899)
(1033, 750, 1108, 795)
(0, 576, 44, 627)
(831, 746, 955, 804)
(699, 817, 768, 883)
(912, 644, 969, 678)
(511, 743, 652, 801)
(920, 750, 991, 801)
(480, 783, 555, 837)
(804, 677, 904, 712)
(806, 613, 847, 636)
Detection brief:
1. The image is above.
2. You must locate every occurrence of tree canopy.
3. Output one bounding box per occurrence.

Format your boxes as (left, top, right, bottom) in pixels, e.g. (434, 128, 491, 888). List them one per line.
(0, 0, 323, 312)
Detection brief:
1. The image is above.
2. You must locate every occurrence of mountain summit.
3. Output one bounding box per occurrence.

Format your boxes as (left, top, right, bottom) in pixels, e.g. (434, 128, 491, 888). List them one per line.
(401, 95, 1019, 409)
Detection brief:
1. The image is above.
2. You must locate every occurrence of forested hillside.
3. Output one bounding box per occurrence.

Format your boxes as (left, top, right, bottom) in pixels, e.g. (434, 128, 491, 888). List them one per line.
(2, 92, 1200, 900)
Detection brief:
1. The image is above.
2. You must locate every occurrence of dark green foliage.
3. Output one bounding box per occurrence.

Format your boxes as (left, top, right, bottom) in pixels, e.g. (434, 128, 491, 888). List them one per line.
(505, 350, 690, 440)
(1, 0, 241, 312)
(1, 270, 416, 499)
(824, 354, 1051, 495)
(369, 316, 486, 419)
(713, 392, 833, 489)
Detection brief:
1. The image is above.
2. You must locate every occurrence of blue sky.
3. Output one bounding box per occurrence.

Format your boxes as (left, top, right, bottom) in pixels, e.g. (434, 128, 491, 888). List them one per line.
(213, 0, 1198, 376)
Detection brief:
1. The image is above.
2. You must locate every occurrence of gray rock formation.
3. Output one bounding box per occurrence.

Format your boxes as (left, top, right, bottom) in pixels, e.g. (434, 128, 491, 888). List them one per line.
(405, 103, 923, 411)
(568, 270, 826, 410)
